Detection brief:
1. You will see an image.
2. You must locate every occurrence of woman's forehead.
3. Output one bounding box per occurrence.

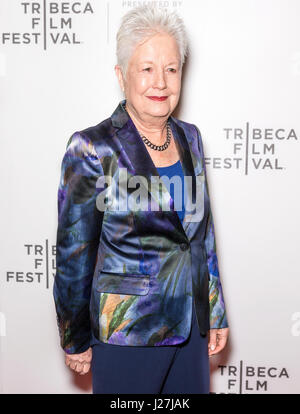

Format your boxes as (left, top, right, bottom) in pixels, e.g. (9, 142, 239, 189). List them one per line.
(132, 45, 180, 63)
(138, 59, 179, 65)
(134, 34, 179, 52)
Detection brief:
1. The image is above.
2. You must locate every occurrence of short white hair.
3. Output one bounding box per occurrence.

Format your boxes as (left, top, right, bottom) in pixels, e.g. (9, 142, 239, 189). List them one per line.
(116, 5, 189, 79)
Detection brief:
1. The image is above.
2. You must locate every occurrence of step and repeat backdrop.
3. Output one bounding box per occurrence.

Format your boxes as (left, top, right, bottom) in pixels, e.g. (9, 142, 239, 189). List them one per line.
(0, 0, 299, 394)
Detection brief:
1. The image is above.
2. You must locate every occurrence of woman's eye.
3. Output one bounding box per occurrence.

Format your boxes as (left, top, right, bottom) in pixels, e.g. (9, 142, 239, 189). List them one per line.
(143, 67, 151, 72)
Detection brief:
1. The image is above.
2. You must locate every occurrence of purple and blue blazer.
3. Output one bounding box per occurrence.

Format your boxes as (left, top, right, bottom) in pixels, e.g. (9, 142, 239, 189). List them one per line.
(53, 99, 229, 354)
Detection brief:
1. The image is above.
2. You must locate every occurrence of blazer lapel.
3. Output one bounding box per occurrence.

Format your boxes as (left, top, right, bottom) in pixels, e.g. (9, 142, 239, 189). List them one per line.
(110, 99, 197, 242)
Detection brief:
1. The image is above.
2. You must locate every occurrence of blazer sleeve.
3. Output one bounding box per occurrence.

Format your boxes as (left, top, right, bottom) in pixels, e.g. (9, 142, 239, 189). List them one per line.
(193, 124, 229, 330)
(53, 131, 104, 354)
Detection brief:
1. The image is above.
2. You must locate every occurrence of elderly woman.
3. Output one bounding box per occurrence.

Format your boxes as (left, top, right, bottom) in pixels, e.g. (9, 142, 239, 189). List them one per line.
(53, 5, 229, 394)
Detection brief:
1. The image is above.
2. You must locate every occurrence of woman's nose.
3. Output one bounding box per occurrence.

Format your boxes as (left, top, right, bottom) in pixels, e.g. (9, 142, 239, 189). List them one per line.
(153, 70, 167, 89)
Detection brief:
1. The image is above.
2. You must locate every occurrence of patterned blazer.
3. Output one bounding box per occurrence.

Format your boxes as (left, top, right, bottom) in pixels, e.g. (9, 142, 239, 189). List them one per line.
(53, 99, 229, 354)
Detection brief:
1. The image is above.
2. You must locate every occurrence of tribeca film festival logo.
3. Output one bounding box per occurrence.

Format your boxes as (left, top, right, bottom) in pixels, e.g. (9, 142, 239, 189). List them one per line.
(212, 360, 289, 394)
(1, 1, 95, 50)
(205, 123, 298, 174)
(6, 240, 56, 289)
(95, 168, 205, 223)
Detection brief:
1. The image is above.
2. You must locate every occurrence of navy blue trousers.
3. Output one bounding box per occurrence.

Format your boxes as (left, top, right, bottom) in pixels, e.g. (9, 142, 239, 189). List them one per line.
(91, 300, 210, 394)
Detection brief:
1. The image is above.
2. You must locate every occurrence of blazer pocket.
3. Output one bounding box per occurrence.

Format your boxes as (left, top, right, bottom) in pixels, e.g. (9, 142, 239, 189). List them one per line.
(96, 270, 150, 295)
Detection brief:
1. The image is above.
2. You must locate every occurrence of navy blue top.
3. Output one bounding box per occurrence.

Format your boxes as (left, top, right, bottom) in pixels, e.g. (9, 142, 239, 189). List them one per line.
(156, 160, 185, 224)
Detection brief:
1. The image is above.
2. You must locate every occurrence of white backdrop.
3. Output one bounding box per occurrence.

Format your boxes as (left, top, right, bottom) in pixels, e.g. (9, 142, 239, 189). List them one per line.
(0, 0, 299, 394)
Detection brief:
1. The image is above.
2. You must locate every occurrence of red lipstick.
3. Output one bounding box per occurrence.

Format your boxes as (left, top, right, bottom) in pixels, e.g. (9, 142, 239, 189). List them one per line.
(147, 96, 168, 101)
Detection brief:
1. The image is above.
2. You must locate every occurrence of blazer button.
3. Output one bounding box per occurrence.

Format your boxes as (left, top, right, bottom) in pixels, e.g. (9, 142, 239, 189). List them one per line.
(180, 243, 189, 251)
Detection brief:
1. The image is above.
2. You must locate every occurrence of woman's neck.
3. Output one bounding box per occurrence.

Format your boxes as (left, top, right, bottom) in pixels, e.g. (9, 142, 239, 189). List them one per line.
(125, 103, 169, 143)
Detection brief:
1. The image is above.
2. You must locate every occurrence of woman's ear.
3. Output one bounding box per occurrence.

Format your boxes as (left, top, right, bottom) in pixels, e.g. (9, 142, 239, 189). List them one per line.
(114, 65, 125, 92)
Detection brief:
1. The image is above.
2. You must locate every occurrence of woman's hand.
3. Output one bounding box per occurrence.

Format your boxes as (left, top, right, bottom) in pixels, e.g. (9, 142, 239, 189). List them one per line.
(65, 347, 92, 375)
(208, 328, 229, 357)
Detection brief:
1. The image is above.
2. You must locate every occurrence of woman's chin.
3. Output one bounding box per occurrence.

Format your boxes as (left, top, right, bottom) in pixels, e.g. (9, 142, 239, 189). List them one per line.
(144, 101, 172, 116)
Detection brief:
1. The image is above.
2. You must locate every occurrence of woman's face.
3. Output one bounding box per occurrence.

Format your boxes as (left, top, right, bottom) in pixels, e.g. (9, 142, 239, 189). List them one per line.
(116, 32, 182, 122)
